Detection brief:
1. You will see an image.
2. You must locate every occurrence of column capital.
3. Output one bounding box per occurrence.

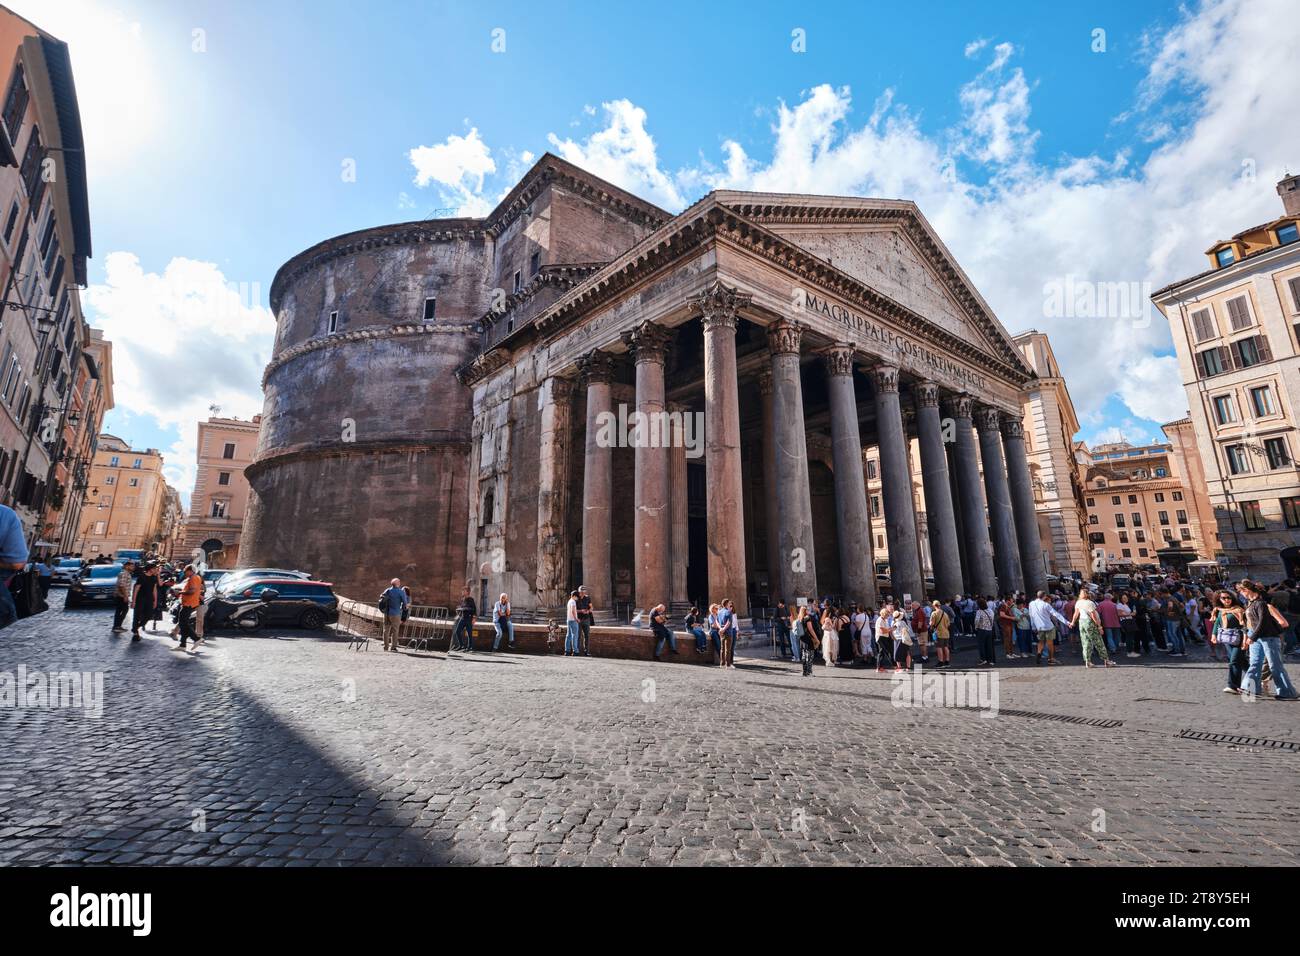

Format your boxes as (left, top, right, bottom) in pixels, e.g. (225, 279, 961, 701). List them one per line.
(974, 404, 1003, 434)
(870, 363, 900, 394)
(820, 343, 856, 378)
(765, 319, 805, 356)
(942, 392, 976, 420)
(690, 280, 751, 332)
(1000, 416, 1026, 440)
(756, 367, 773, 396)
(578, 350, 618, 385)
(624, 321, 672, 365)
(913, 381, 941, 409)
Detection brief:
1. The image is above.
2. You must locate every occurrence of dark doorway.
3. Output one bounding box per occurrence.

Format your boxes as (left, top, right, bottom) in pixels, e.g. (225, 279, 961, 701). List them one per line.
(687, 462, 708, 607)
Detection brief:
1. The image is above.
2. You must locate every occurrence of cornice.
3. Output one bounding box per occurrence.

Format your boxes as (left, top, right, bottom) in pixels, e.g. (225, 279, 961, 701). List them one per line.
(263, 323, 475, 388)
(718, 198, 1027, 373)
(246, 434, 470, 482)
(270, 220, 488, 314)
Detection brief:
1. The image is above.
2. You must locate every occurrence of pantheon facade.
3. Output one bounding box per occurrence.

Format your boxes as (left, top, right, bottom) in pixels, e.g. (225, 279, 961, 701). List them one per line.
(243, 154, 1046, 616)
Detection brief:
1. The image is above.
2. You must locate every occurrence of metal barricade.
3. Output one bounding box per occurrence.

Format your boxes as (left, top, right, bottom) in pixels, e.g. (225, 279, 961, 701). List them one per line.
(398, 605, 451, 651)
(334, 599, 379, 651)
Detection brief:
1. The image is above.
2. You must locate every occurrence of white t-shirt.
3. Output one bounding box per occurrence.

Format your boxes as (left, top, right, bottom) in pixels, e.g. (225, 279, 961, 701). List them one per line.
(566, 598, 578, 622)
(875, 614, 892, 638)
(1075, 598, 1097, 623)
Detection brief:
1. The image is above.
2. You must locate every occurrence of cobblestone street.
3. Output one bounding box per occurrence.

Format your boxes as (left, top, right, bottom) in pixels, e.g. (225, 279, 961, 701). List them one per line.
(1, 595, 1297, 866)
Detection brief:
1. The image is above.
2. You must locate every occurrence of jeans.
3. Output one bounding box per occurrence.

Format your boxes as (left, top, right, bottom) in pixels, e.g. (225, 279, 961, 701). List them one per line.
(1103, 627, 1121, 652)
(689, 626, 707, 653)
(493, 619, 513, 650)
(564, 619, 580, 654)
(1164, 620, 1185, 654)
(1225, 643, 1246, 690)
(709, 627, 722, 662)
(1243, 637, 1298, 699)
(653, 626, 678, 657)
(452, 616, 474, 651)
(975, 628, 995, 663)
(0, 577, 15, 630)
(962, 611, 975, 637)
(578, 618, 591, 654)
(1014, 628, 1033, 656)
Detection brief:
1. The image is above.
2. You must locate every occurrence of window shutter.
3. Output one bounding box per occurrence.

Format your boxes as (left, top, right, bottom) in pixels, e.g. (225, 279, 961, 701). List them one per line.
(1218, 344, 1234, 371)
(1226, 296, 1252, 331)
(1289, 277, 1300, 312)
(1191, 309, 1213, 341)
(1256, 334, 1273, 363)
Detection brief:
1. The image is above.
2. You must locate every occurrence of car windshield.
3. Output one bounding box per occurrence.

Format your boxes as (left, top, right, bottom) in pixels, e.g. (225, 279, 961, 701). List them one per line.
(57, 560, 82, 568)
(84, 565, 123, 580)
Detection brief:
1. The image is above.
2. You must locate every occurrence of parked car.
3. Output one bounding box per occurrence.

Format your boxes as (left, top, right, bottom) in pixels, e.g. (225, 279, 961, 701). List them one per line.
(213, 568, 312, 596)
(200, 569, 228, 587)
(206, 578, 339, 630)
(114, 549, 146, 564)
(50, 558, 86, 586)
(66, 564, 125, 608)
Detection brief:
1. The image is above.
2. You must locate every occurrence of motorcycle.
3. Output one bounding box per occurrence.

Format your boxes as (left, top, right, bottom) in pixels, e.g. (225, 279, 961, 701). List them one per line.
(223, 588, 280, 632)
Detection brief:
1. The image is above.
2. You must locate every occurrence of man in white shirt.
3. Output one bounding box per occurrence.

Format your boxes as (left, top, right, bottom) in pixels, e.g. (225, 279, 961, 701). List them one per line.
(564, 590, 580, 657)
(1028, 590, 1071, 665)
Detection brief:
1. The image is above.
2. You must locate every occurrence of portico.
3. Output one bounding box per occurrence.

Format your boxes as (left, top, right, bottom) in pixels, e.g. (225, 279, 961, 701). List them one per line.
(461, 185, 1045, 619)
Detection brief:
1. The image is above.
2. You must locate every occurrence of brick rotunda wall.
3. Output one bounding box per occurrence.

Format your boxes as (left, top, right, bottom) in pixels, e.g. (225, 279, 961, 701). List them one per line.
(243, 221, 492, 605)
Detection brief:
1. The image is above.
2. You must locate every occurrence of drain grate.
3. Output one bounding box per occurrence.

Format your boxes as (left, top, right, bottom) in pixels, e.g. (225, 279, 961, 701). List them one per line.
(995, 708, 1124, 728)
(1177, 729, 1300, 751)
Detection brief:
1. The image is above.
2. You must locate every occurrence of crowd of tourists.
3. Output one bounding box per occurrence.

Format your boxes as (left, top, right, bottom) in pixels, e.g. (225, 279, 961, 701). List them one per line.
(760, 572, 1298, 699)
(110, 555, 207, 649)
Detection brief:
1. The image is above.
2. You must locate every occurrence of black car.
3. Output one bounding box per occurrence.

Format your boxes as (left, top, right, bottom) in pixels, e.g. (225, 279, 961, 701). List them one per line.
(66, 563, 125, 608)
(205, 578, 339, 630)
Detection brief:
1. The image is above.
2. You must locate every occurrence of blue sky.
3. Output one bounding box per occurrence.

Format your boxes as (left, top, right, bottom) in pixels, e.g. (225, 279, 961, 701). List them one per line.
(14, 0, 1300, 501)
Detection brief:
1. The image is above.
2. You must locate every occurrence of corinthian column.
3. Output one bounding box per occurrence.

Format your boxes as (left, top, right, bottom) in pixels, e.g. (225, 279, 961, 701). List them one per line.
(625, 321, 673, 614)
(946, 394, 996, 595)
(976, 405, 1023, 594)
(822, 345, 875, 607)
(757, 368, 782, 603)
(693, 281, 750, 616)
(1002, 415, 1046, 595)
(536, 374, 574, 614)
(578, 351, 616, 613)
(873, 364, 924, 602)
(913, 382, 964, 600)
(767, 319, 817, 602)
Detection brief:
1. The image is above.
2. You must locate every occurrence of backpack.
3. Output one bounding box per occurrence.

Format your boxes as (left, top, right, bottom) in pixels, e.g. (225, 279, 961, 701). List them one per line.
(10, 567, 47, 619)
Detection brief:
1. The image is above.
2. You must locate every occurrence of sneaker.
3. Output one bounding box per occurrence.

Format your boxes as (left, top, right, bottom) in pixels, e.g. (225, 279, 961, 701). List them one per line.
(1126, 652, 1140, 658)
(111, 627, 125, 633)
(131, 635, 141, 643)
(1222, 687, 1239, 694)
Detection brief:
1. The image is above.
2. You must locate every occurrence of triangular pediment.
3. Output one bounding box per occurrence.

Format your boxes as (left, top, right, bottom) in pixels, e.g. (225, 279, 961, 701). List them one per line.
(713, 193, 1027, 373)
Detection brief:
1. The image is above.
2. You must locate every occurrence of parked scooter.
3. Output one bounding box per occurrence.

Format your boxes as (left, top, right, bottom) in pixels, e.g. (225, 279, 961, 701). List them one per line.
(224, 588, 280, 632)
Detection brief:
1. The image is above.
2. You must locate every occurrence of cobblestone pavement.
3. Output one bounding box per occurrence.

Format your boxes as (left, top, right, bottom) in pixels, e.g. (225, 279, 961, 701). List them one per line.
(1, 594, 1297, 866)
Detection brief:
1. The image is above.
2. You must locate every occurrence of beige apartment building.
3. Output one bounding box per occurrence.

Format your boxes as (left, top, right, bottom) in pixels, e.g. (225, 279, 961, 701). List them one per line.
(179, 414, 259, 567)
(78, 435, 171, 556)
(0, 6, 93, 541)
(1013, 330, 1089, 576)
(1152, 174, 1300, 578)
(1083, 440, 1210, 571)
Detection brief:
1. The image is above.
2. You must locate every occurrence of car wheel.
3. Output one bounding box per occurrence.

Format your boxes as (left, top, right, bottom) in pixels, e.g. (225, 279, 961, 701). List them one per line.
(300, 608, 324, 630)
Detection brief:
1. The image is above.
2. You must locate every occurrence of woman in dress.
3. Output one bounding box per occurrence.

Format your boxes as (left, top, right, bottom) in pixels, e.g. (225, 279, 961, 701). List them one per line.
(1071, 587, 1114, 668)
(891, 607, 913, 672)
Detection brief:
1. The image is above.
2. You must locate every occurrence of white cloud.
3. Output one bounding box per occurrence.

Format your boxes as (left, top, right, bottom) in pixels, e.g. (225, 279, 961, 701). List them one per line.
(964, 38, 988, 58)
(546, 99, 686, 210)
(407, 127, 497, 216)
(82, 253, 273, 502)
(531, 0, 1293, 434)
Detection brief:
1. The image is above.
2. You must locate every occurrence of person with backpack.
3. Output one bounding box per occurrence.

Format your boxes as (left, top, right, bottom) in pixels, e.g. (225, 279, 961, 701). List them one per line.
(1237, 580, 1298, 700)
(379, 578, 409, 651)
